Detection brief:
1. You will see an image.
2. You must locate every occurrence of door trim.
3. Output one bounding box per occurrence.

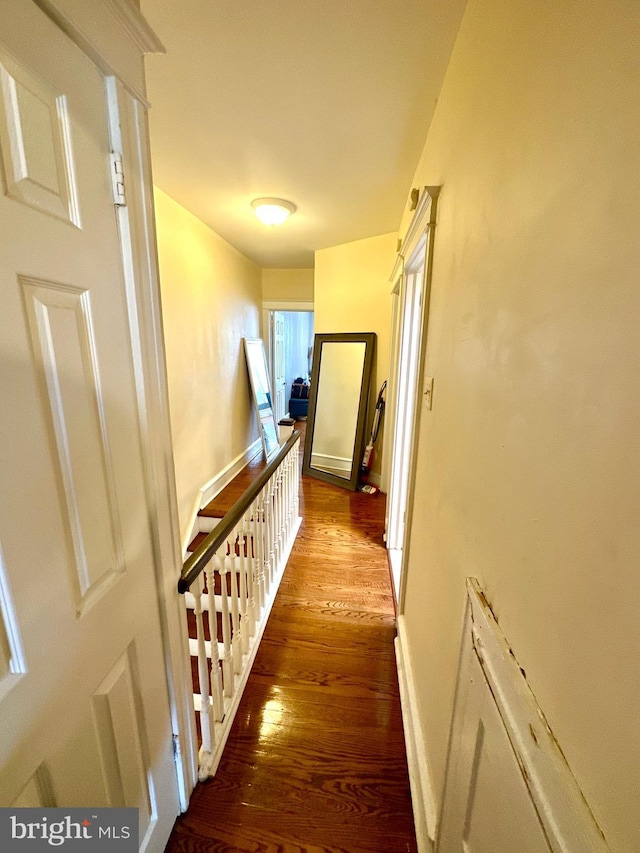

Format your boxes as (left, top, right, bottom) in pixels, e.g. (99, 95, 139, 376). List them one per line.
(384, 186, 440, 613)
(33, 0, 164, 102)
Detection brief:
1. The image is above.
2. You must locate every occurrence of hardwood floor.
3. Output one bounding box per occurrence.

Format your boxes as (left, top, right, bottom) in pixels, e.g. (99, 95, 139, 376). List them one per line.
(167, 430, 417, 853)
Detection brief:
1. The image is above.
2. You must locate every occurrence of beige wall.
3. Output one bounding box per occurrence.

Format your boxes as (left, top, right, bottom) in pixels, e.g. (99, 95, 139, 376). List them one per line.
(261, 268, 314, 303)
(314, 233, 397, 481)
(154, 189, 262, 541)
(400, 1, 640, 849)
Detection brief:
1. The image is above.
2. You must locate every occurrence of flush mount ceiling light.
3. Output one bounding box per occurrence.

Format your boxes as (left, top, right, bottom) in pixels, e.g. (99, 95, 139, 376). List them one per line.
(251, 197, 296, 226)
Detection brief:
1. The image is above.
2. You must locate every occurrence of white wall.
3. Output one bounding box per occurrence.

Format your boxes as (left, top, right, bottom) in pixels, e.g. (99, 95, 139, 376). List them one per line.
(400, 1, 640, 850)
(154, 189, 262, 541)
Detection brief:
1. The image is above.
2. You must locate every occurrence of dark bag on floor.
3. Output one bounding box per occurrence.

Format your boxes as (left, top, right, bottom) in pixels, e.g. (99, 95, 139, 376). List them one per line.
(291, 377, 309, 399)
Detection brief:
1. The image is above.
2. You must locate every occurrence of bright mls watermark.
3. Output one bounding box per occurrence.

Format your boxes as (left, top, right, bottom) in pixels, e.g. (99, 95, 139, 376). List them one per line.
(0, 808, 138, 850)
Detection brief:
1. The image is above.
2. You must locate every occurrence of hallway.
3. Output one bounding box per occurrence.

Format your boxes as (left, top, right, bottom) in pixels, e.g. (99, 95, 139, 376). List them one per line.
(166, 440, 417, 852)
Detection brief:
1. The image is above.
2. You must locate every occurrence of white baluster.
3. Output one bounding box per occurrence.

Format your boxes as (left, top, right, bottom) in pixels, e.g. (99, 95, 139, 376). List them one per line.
(255, 493, 267, 611)
(274, 466, 283, 574)
(271, 468, 280, 583)
(204, 561, 224, 722)
(238, 514, 250, 655)
(283, 453, 291, 544)
(229, 532, 242, 675)
(276, 463, 284, 570)
(264, 481, 275, 594)
(217, 553, 234, 697)
(245, 501, 257, 633)
(192, 571, 215, 764)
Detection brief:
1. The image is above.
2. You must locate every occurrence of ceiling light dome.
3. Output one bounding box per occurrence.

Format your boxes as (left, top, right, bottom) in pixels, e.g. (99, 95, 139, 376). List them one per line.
(251, 197, 296, 226)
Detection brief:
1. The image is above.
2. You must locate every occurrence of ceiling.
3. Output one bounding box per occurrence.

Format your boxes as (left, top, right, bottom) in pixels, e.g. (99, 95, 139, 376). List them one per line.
(141, 0, 466, 268)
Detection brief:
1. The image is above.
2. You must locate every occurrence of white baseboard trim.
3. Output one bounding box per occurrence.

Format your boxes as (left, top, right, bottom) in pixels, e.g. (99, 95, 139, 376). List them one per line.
(181, 438, 262, 557)
(310, 451, 351, 473)
(395, 615, 438, 852)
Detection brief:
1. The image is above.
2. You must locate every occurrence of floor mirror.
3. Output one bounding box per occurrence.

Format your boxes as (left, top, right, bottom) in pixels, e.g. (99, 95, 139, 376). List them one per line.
(244, 338, 280, 460)
(302, 332, 376, 490)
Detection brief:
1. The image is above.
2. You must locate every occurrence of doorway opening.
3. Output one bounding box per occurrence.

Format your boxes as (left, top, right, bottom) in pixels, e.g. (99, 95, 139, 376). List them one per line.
(384, 187, 439, 608)
(386, 240, 427, 599)
(263, 307, 314, 424)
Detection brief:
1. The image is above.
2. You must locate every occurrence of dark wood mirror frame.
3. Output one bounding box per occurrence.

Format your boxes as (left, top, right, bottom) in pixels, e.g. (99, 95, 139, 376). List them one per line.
(302, 332, 376, 491)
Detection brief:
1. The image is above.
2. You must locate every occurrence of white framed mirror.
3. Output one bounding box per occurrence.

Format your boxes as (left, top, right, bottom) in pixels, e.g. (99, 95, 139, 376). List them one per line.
(243, 338, 280, 460)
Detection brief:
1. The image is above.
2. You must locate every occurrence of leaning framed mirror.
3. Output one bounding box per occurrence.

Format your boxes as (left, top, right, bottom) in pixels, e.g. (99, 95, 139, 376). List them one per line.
(302, 332, 376, 490)
(243, 338, 280, 460)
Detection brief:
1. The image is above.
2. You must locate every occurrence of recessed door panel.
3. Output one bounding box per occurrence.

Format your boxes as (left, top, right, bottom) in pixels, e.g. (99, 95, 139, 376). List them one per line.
(0, 46, 78, 224)
(21, 278, 123, 614)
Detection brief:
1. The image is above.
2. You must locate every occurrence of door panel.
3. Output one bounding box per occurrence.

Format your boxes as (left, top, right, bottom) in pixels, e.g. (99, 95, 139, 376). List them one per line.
(438, 650, 550, 852)
(0, 2, 179, 848)
(273, 311, 286, 422)
(438, 645, 550, 852)
(438, 580, 608, 853)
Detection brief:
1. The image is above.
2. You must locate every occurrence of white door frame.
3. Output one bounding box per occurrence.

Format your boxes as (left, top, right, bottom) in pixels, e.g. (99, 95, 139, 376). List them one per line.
(34, 0, 198, 808)
(383, 187, 440, 613)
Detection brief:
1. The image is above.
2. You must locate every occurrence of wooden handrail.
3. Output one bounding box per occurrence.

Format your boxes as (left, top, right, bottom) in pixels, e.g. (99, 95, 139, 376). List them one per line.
(178, 430, 300, 593)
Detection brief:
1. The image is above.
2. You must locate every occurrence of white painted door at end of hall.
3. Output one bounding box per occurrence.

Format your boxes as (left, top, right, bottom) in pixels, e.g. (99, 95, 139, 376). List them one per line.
(0, 1, 179, 849)
(272, 311, 286, 423)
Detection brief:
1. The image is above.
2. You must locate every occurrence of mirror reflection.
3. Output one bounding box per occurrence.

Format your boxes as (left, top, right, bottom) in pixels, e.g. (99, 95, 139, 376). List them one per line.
(311, 342, 366, 479)
(303, 333, 376, 491)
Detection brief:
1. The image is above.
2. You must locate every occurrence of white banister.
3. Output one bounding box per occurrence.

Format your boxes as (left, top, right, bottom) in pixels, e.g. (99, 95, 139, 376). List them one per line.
(179, 433, 301, 781)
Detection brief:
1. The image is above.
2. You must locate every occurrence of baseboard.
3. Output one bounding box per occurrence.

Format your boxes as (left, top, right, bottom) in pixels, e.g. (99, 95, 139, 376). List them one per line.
(395, 615, 438, 852)
(310, 451, 351, 473)
(181, 438, 262, 556)
(202, 438, 262, 507)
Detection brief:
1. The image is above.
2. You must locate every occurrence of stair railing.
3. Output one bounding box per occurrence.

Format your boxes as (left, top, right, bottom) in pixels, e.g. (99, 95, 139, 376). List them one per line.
(178, 430, 301, 780)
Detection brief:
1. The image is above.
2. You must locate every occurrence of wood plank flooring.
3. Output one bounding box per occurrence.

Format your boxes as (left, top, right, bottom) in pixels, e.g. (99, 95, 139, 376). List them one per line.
(167, 429, 416, 853)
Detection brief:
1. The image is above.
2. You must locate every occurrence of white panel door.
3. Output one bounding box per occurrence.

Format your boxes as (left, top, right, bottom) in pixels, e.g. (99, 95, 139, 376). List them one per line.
(0, 2, 179, 849)
(272, 311, 286, 422)
(386, 241, 426, 599)
(438, 580, 610, 853)
(438, 645, 551, 852)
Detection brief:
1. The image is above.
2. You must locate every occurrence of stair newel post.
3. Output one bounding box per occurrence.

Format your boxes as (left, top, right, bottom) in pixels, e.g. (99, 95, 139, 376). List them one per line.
(205, 560, 224, 723)
(193, 570, 215, 768)
(293, 440, 300, 523)
(217, 552, 234, 697)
